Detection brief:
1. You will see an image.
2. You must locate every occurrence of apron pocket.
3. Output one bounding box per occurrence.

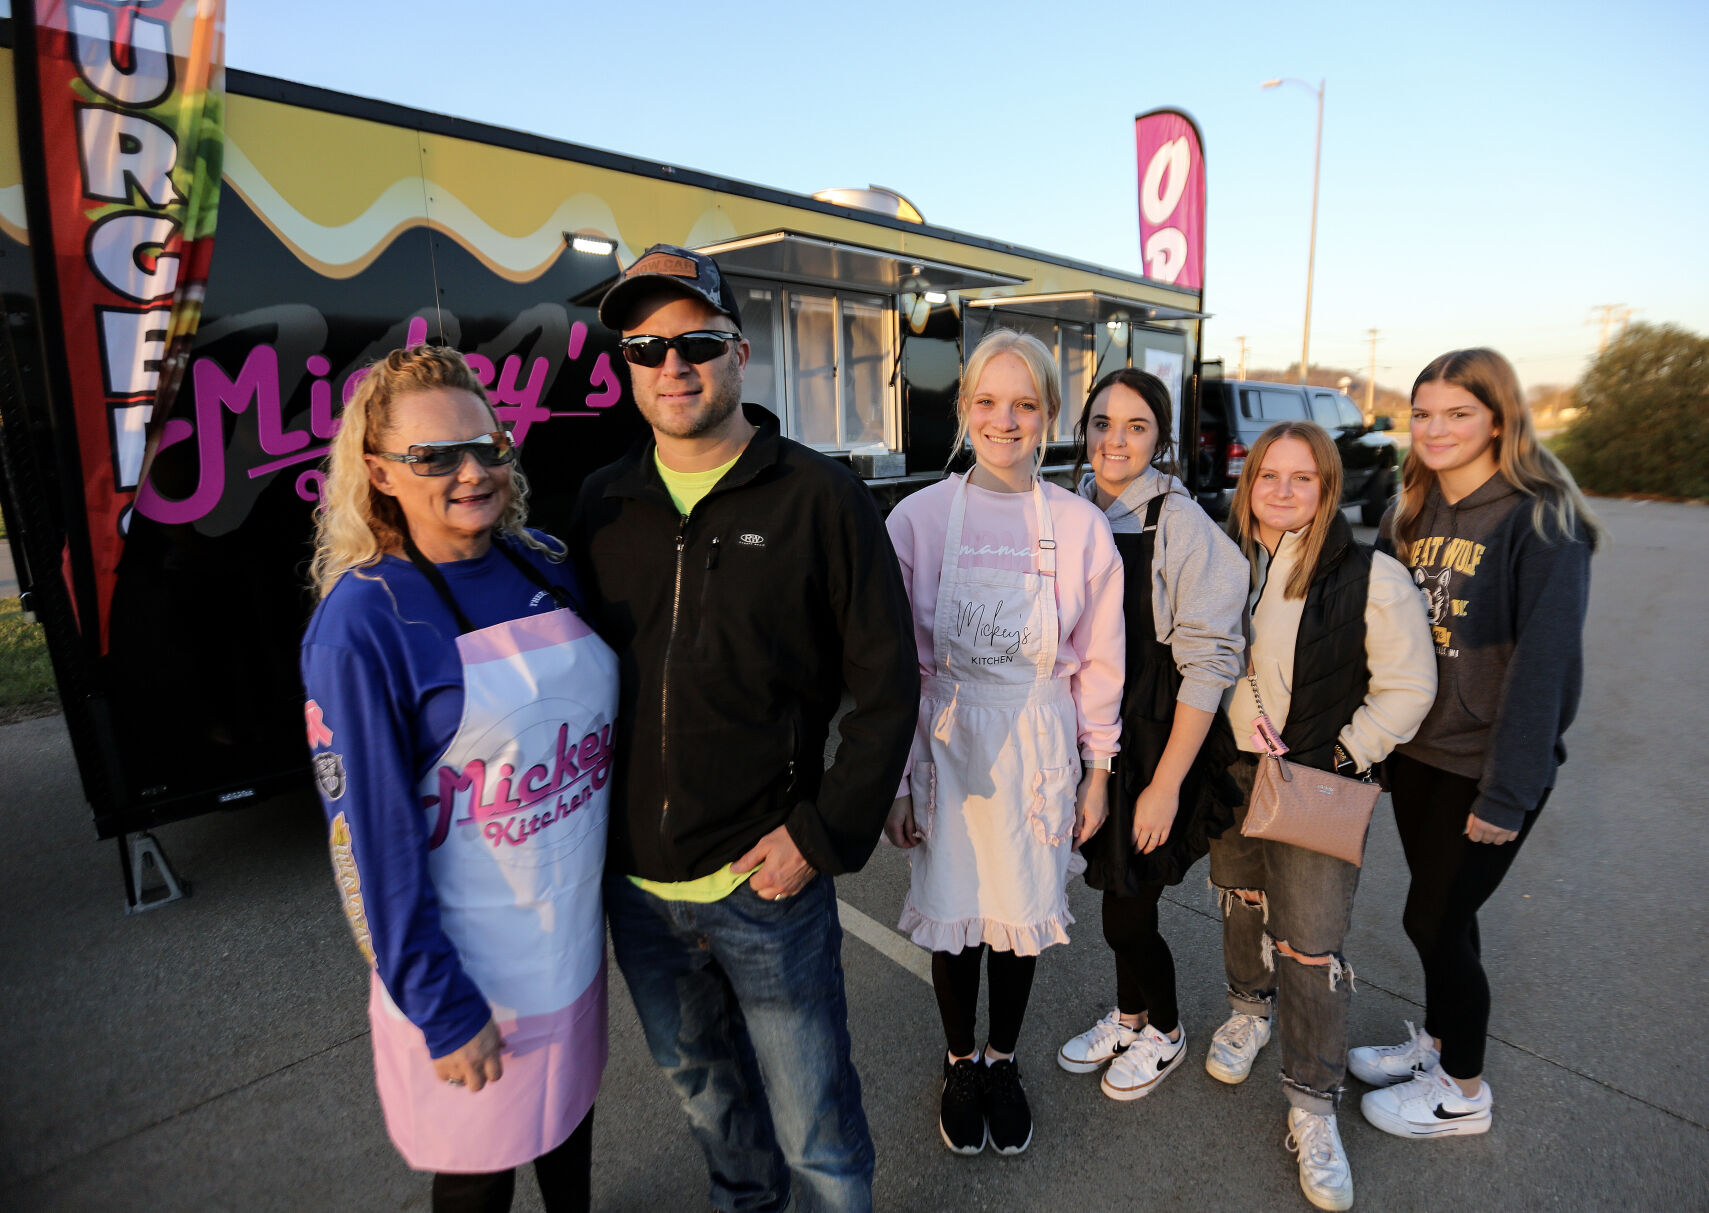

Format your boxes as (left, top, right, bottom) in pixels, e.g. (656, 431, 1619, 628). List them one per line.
(1028, 764, 1079, 848)
(909, 761, 938, 842)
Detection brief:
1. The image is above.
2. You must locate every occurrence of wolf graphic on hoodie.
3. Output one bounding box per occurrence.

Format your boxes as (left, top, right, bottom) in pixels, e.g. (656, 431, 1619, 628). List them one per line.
(1377, 472, 1592, 832)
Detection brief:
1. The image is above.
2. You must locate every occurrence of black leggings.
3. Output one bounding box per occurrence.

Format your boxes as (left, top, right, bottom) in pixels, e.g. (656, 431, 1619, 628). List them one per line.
(431, 1104, 594, 1213)
(1388, 752, 1542, 1079)
(1102, 885, 1179, 1035)
(933, 946, 1038, 1058)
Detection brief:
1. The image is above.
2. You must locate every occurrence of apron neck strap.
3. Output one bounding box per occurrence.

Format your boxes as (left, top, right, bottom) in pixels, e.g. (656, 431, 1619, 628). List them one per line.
(492, 536, 577, 613)
(1031, 480, 1057, 579)
(401, 530, 479, 635)
(400, 530, 577, 636)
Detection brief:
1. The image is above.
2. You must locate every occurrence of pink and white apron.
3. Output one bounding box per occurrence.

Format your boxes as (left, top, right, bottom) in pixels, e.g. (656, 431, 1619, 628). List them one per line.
(897, 475, 1083, 957)
(370, 545, 617, 1173)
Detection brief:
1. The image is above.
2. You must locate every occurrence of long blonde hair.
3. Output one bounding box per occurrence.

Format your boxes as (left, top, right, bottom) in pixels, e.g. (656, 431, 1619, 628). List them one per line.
(951, 328, 1061, 476)
(308, 345, 558, 600)
(1391, 348, 1604, 558)
(1227, 421, 1343, 600)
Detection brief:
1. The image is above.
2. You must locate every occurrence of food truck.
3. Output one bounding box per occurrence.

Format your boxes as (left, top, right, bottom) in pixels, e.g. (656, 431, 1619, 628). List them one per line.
(0, 6, 1208, 907)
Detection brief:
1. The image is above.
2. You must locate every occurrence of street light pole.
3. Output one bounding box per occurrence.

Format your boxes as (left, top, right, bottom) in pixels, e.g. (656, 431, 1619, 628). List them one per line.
(1263, 76, 1324, 385)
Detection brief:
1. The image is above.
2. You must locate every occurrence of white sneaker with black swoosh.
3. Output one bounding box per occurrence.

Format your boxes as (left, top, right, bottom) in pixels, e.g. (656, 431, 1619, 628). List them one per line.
(1101, 1024, 1185, 1101)
(1361, 1062, 1492, 1138)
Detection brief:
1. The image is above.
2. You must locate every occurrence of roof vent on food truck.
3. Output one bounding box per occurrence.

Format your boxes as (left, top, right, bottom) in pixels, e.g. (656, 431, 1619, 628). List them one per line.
(811, 186, 925, 224)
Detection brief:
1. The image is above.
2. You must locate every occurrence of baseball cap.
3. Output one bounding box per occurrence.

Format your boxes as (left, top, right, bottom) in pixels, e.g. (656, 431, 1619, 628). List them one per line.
(597, 244, 743, 332)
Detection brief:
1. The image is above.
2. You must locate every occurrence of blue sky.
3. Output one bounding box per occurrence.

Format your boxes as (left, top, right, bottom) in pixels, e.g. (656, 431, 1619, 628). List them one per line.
(223, 0, 1708, 393)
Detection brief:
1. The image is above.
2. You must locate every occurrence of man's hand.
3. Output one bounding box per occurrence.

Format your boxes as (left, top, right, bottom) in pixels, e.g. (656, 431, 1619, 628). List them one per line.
(1131, 781, 1181, 855)
(732, 823, 817, 900)
(1073, 767, 1110, 848)
(884, 795, 923, 849)
(1465, 813, 1519, 845)
(432, 1018, 505, 1092)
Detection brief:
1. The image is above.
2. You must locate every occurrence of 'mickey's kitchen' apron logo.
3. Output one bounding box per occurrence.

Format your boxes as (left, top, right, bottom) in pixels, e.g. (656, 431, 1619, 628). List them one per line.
(425, 722, 613, 849)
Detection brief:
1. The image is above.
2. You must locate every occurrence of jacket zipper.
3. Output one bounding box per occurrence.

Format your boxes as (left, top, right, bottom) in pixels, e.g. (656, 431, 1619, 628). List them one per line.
(660, 516, 689, 841)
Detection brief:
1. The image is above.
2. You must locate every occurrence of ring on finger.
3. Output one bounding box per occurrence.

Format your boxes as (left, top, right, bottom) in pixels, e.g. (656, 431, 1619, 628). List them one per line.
(446, 1078, 466, 1087)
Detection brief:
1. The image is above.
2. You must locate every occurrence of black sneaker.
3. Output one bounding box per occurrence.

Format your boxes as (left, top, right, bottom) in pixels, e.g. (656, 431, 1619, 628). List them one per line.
(939, 1056, 987, 1154)
(982, 1057, 1033, 1155)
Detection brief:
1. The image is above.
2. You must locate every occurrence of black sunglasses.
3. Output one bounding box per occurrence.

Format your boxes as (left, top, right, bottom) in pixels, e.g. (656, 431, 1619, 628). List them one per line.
(374, 430, 517, 477)
(618, 330, 740, 368)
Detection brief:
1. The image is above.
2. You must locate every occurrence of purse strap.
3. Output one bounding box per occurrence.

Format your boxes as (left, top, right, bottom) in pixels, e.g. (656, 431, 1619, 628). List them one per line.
(1246, 660, 1371, 783)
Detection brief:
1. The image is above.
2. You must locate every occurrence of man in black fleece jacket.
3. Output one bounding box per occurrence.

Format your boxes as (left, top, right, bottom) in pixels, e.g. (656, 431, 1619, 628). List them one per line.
(570, 245, 917, 1213)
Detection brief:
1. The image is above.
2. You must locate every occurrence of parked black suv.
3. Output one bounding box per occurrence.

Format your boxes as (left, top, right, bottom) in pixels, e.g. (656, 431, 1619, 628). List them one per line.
(1193, 378, 1398, 525)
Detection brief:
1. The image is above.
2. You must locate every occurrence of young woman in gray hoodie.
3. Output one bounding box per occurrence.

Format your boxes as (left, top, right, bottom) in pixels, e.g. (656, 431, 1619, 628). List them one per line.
(1352, 348, 1603, 1142)
(1055, 369, 1247, 1103)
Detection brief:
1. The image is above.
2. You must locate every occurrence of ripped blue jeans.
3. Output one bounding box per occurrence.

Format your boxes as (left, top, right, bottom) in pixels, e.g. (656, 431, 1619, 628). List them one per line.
(1208, 756, 1364, 1114)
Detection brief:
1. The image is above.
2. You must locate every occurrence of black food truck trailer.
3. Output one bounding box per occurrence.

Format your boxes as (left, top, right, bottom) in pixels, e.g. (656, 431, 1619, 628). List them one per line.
(0, 6, 1210, 908)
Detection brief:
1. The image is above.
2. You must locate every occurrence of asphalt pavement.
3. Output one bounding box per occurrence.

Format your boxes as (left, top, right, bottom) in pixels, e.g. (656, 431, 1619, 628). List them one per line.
(1, 497, 1705, 1212)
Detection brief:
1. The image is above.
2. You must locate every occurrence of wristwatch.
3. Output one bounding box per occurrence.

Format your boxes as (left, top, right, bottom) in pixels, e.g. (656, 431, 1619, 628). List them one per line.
(1084, 757, 1114, 772)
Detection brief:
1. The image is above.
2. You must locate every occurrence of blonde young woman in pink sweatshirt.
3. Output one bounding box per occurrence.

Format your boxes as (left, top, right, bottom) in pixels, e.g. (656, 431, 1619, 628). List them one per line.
(883, 329, 1125, 1158)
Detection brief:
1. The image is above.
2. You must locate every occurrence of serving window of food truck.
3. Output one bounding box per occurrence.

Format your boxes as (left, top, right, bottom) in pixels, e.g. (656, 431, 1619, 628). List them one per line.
(964, 291, 1209, 456)
(696, 231, 1022, 454)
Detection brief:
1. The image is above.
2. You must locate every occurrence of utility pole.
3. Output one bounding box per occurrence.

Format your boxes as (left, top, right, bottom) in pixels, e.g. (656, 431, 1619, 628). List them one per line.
(1589, 304, 1634, 353)
(1261, 76, 1325, 385)
(1364, 328, 1379, 422)
(1235, 335, 1249, 381)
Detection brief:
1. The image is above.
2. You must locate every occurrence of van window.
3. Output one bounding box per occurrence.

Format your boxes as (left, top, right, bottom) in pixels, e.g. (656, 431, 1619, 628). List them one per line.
(1310, 392, 1341, 427)
(1260, 389, 1307, 420)
(1239, 387, 1260, 419)
(1336, 395, 1365, 428)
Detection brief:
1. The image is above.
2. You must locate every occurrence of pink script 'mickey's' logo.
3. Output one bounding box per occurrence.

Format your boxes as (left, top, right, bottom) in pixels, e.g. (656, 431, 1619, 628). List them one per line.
(425, 722, 612, 849)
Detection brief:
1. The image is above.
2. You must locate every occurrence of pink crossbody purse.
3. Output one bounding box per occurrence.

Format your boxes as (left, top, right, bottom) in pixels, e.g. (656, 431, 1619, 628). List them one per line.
(1239, 669, 1379, 867)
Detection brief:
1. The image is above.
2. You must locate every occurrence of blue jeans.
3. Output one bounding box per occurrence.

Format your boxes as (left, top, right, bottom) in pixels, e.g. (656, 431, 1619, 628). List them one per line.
(605, 872, 873, 1213)
(1208, 757, 1365, 1113)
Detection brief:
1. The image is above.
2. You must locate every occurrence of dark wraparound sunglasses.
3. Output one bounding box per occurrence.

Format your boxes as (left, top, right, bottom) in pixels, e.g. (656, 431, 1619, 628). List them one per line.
(618, 330, 740, 368)
(374, 430, 517, 477)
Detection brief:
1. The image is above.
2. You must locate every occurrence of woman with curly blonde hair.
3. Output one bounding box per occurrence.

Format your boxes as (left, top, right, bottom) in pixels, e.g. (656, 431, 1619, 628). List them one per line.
(301, 345, 615, 1212)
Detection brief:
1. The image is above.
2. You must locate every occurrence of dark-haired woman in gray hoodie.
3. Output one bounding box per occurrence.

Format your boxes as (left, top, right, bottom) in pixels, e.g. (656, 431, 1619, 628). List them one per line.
(1055, 368, 1247, 1104)
(1353, 348, 1603, 1142)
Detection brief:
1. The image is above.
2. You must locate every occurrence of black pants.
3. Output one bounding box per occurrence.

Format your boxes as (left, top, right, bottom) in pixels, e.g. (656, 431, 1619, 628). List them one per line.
(933, 945, 1037, 1058)
(431, 1104, 595, 1213)
(1103, 885, 1179, 1034)
(1388, 752, 1542, 1079)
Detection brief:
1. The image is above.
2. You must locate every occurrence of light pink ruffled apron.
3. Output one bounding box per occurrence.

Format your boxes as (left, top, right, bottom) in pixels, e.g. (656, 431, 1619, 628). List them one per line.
(369, 602, 616, 1173)
(898, 475, 1082, 957)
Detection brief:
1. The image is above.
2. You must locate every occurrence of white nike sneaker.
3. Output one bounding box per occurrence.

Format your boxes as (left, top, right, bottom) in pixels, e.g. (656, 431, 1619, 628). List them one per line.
(1205, 1011, 1273, 1085)
(1361, 1062, 1493, 1139)
(1347, 1019, 1441, 1087)
(1101, 1024, 1186, 1101)
(1057, 1009, 1141, 1074)
(1286, 1107, 1354, 1212)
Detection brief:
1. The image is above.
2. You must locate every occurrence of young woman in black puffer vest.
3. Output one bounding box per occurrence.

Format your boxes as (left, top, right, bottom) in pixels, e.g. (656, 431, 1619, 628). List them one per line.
(1207, 420, 1437, 1213)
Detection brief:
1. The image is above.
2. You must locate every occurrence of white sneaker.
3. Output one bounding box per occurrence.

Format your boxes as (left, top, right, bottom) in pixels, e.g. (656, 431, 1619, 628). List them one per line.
(1057, 1009, 1141, 1074)
(1347, 1019, 1441, 1087)
(1100, 1024, 1186, 1101)
(1361, 1062, 1493, 1139)
(1286, 1107, 1354, 1212)
(1205, 1011, 1273, 1085)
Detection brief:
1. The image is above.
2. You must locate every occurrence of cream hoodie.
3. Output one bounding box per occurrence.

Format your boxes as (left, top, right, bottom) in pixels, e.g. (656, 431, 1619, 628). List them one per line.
(1224, 527, 1437, 771)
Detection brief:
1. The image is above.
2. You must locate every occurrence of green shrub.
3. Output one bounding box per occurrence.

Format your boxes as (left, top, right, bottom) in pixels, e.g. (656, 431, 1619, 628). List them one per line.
(1555, 323, 1709, 499)
(0, 596, 60, 721)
